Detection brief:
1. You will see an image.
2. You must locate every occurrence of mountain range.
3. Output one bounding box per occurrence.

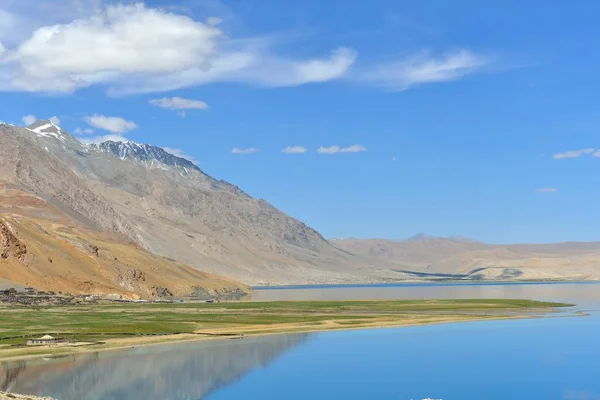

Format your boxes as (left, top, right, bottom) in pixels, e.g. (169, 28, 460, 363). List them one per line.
(0, 120, 405, 297)
(331, 235, 600, 281)
(1, 120, 600, 298)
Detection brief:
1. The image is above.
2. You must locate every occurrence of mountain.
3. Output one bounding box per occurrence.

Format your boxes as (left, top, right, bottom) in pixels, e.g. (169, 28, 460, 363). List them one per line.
(0, 121, 405, 293)
(330, 236, 487, 269)
(0, 121, 246, 298)
(4, 120, 600, 290)
(332, 236, 600, 281)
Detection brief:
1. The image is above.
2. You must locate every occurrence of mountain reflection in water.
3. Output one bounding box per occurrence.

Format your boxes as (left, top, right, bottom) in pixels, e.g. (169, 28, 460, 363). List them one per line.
(1, 334, 310, 400)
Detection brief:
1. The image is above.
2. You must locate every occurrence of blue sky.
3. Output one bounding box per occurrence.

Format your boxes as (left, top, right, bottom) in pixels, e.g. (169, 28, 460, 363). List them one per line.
(2, 0, 600, 244)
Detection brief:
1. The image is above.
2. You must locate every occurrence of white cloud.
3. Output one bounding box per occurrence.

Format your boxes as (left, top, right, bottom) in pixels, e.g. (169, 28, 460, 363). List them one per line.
(231, 147, 259, 154)
(74, 127, 95, 135)
(150, 97, 209, 111)
(1, 3, 222, 92)
(0, 8, 19, 45)
(317, 144, 367, 154)
(552, 148, 595, 159)
(593, 150, 600, 158)
(282, 146, 307, 154)
(21, 114, 60, 126)
(22, 114, 36, 125)
(536, 188, 558, 193)
(353, 49, 487, 90)
(113, 46, 357, 94)
(0, 1, 105, 46)
(206, 17, 222, 26)
(161, 147, 199, 165)
(0, 3, 355, 93)
(84, 114, 137, 134)
(0, 4, 502, 94)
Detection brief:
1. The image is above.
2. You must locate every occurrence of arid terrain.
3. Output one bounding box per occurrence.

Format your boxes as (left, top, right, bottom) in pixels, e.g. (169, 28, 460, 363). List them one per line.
(0, 120, 404, 292)
(332, 235, 600, 281)
(2, 121, 600, 295)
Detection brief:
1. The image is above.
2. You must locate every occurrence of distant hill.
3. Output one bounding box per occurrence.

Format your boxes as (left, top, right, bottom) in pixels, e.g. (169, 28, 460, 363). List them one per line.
(331, 235, 600, 281)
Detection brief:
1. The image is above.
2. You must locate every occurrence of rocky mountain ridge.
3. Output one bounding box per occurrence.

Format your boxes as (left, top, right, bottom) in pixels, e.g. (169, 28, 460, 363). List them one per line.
(3, 119, 600, 288)
(88, 140, 200, 172)
(0, 121, 406, 288)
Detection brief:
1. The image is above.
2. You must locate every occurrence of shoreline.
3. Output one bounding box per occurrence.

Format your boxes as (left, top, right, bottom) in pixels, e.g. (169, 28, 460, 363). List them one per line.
(251, 279, 600, 290)
(0, 311, 576, 363)
(1, 393, 54, 400)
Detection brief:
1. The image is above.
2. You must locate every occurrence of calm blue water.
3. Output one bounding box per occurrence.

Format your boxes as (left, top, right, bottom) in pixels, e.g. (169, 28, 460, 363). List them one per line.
(208, 316, 600, 400)
(2, 282, 600, 400)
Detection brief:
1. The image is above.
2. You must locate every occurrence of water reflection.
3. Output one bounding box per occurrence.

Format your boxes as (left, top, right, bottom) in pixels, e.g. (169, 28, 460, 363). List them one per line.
(1, 334, 310, 400)
(3, 282, 600, 400)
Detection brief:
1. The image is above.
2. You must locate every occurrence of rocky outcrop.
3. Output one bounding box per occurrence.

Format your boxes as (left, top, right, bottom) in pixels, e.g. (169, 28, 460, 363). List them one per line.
(0, 220, 27, 262)
(152, 286, 173, 297)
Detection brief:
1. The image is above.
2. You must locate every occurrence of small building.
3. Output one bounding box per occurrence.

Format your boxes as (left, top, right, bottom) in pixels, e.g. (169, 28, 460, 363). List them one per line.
(26, 335, 68, 346)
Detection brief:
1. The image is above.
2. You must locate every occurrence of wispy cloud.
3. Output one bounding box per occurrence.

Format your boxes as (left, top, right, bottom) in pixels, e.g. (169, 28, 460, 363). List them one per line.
(536, 188, 558, 193)
(353, 49, 488, 91)
(21, 114, 60, 126)
(232, 147, 259, 154)
(317, 144, 367, 154)
(161, 146, 199, 165)
(84, 114, 137, 134)
(282, 146, 307, 154)
(150, 97, 209, 111)
(553, 148, 595, 159)
(79, 134, 130, 144)
(74, 127, 95, 135)
(21, 114, 36, 125)
(0, 3, 503, 95)
(0, 3, 356, 93)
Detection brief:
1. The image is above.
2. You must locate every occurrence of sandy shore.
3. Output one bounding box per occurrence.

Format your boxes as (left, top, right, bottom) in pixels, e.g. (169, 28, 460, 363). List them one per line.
(0, 392, 54, 400)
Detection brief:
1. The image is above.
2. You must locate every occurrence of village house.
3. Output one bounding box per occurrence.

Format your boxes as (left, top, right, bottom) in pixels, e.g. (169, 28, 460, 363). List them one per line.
(26, 335, 68, 346)
(1, 288, 17, 296)
(24, 287, 36, 295)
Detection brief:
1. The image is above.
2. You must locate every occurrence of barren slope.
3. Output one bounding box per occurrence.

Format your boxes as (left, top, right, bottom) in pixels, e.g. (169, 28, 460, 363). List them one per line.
(6, 120, 599, 286)
(0, 122, 406, 286)
(332, 236, 600, 281)
(0, 185, 245, 298)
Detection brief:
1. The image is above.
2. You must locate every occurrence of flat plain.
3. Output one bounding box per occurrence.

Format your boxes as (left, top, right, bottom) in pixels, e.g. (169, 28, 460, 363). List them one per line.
(0, 299, 571, 361)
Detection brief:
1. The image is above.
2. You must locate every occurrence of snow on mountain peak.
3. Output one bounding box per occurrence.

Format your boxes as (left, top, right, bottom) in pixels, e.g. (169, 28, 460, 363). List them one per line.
(26, 120, 65, 140)
(89, 140, 200, 172)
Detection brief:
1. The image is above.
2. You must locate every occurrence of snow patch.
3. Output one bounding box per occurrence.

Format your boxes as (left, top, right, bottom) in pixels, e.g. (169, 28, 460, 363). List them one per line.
(27, 121, 65, 139)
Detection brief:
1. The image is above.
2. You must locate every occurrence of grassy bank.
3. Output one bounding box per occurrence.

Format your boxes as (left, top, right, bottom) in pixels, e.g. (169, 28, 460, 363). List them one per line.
(0, 299, 572, 361)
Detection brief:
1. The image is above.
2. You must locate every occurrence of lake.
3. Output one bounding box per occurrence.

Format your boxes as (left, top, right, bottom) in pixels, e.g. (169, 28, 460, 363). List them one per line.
(2, 282, 599, 400)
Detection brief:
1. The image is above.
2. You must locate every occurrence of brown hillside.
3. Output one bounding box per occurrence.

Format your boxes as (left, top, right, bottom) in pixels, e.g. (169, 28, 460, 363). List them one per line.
(0, 186, 246, 299)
